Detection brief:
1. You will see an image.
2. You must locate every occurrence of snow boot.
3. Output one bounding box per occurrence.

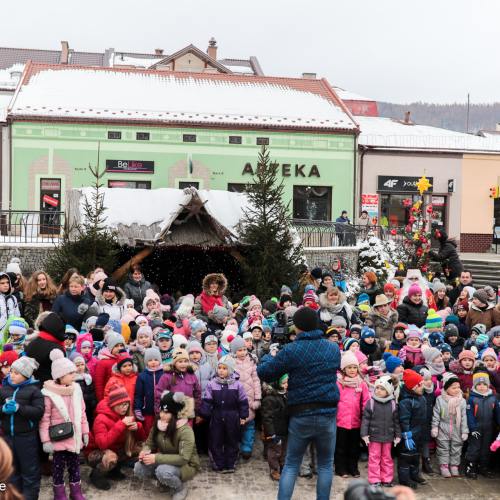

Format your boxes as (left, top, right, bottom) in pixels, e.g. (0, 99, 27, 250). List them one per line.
(422, 456, 434, 474)
(440, 465, 451, 478)
(69, 482, 86, 500)
(410, 474, 427, 485)
(478, 460, 495, 478)
(450, 466, 459, 477)
(89, 469, 110, 491)
(53, 485, 68, 500)
(399, 479, 418, 489)
(465, 461, 477, 480)
(107, 465, 126, 481)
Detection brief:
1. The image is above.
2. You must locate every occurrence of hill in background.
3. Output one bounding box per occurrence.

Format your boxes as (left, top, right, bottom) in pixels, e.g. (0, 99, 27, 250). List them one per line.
(377, 101, 500, 134)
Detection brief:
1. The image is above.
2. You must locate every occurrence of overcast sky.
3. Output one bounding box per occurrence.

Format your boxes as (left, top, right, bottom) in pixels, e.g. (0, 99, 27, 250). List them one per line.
(3, 0, 499, 105)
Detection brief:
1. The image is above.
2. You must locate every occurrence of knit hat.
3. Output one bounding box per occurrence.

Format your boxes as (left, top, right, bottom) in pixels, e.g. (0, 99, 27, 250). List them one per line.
(189, 318, 206, 335)
(171, 348, 189, 366)
(250, 323, 263, 334)
(382, 352, 404, 373)
(230, 336, 247, 354)
(374, 376, 394, 395)
(108, 381, 130, 407)
(437, 343, 452, 356)
(481, 348, 498, 361)
(158, 391, 186, 416)
(422, 347, 441, 363)
(124, 298, 135, 309)
(458, 350, 475, 362)
(218, 355, 236, 376)
(310, 267, 322, 279)
(0, 345, 18, 367)
(137, 326, 153, 339)
(442, 372, 461, 391)
(444, 324, 459, 339)
(159, 294, 174, 309)
(361, 327, 375, 339)
(96, 312, 110, 328)
(472, 324, 487, 337)
(473, 289, 489, 306)
(341, 350, 359, 370)
(11, 356, 38, 380)
(280, 294, 293, 308)
(263, 300, 277, 314)
(242, 332, 253, 341)
(292, 306, 318, 332)
(186, 341, 203, 354)
(354, 350, 368, 365)
(433, 282, 446, 293)
(85, 316, 98, 331)
(425, 309, 443, 329)
(116, 349, 134, 370)
(212, 304, 229, 322)
(201, 331, 218, 348)
(107, 319, 122, 335)
(413, 365, 431, 380)
(457, 300, 469, 312)
(477, 333, 489, 345)
(473, 367, 490, 388)
(384, 283, 395, 294)
(343, 338, 359, 352)
(445, 315, 460, 326)
(489, 326, 500, 339)
(331, 316, 347, 328)
(64, 325, 78, 340)
(391, 280, 401, 289)
(357, 293, 370, 305)
(102, 277, 117, 293)
(406, 329, 421, 341)
(8, 319, 27, 336)
(408, 283, 422, 298)
(350, 325, 362, 336)
(248, 295, 261, 310)
(280, 286, 292, 297)
(107, 334, 126, 353)
(50, 349, 76, 379)
(302, 290, 317, 306)
(144, 348, 162, 365)
(135, 314, 149, 325)
(394, 322, 408, 334)
(403, 369, 424, 391)
(157, 329, 172, 341)
(5, 257, 21, 275)
(69, 352, 85, 365)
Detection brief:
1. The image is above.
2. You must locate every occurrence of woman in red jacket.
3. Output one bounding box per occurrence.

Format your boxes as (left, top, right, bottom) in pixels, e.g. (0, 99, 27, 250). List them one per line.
(85, 382, 145, 490)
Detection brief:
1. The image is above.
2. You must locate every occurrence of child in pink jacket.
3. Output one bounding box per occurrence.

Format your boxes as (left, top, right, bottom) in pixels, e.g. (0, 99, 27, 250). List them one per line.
(335, 350, 371, 478)
(40, 350, 89, 500)
(76, 332, 98, 378)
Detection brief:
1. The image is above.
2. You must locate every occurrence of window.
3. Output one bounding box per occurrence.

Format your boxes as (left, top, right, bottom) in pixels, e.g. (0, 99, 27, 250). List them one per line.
(228, 183, 248, 193)
(183, 134, 196, 142)
(108, 131, 121, 140)
(293, 186, 332, 221)
(229, 136, 242, 144)
(256, 137, 269, 145)
(136, 132, 150, 141)
(380, 194, 421, 227)
(179, 182, 199, 189)
(108, 181, 151, 189)
(179, 68, 201, 72)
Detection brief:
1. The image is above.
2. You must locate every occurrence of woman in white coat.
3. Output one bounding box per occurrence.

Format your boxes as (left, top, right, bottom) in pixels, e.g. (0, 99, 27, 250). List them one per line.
(95, 277, 127, 321)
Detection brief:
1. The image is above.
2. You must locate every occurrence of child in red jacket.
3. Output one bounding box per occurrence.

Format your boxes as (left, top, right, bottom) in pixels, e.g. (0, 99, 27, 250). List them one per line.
(94, 334, 126, 402)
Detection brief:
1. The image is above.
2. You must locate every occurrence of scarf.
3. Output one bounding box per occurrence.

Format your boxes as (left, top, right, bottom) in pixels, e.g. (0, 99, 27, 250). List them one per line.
(339, 373, 364, 392)
(426, 361, 445, 376)
(200, 291, 223, 314)
(372, 393, 394, 404)
(3, 375, 36, 388)
(157, 418, 188, 431)
(75, 372, 92, 385)
(360, 338, 377, 354)
(204, 351, 219, 372)
(216, 375, 236, 385)
(65, 289, 85, 303)
(320, 301, 352, 324)
(38, 331, 66, 350)
(442, 391, 463, 428)
(160, 348, 173, 362)
(423, 381, 435, 393)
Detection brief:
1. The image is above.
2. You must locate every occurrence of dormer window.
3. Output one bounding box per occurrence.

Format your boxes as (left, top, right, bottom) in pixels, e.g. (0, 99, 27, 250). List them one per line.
(10, 71, 22, 79)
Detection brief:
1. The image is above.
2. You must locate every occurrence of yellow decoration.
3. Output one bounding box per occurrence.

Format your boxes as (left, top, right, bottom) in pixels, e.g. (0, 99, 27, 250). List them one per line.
(428, 272, 434, 282)
(414, 232, 420, 239)
(384, 260, 391, 269)
(413, 201, 422, 210)
(415, 175, 433, 195)
(399, 262, 404, 270)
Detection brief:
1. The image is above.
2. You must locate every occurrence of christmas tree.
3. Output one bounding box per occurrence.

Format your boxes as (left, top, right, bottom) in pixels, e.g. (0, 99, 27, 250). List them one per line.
(239, 144, 304, 300)
(46, 145, 119, 281)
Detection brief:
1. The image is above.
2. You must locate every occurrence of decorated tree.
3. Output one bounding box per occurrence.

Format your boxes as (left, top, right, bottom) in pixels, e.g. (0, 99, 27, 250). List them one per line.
(239, 144, 304, 300)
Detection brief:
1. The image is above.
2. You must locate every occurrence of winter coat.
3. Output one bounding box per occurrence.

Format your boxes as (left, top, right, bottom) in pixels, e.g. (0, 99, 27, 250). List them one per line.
(336, 377, 371, 429)
(84, 397, 145, 457)
(466, 303, 500, 332)
(193, 274, 232, 319)
(252, 337, 270, 362)
(94, 348, 119, 402)
(396, 296, 429, 328)
(234, 306, 248, 326)
(361, 396, 401, 443)
(398, 385, 427, 449)
(466, 390, 500, 435)
(234, 354, 262, 422)
(0, 272, 20, 340)
(360, 343, 383, 365)
(154, 362, 201, 414)
(261, 383, 287, 437)
(76, 333, 99, 378)
(358, 285, 383, 307)
(173, 317, 192, 340)
(448, 360, 473, 397)
(446, 338, 464, 359)
(192, 353, 213, 399)
(488, 369, 500, 396)
(335, 215, 350, 231)
(317, 292, 359, 330)
(133, 366, 164, 416)
(23, 293, 54, 329)
(449, 283, 474, 309)
(0, 377, 45, 436)
(123, 275, 152, 313)
(385, 338, 405, 357)
(24, 312, 66, 386)
(422, 388, 437, 442)
(132, 350, 147, 373)
(75, 376, 97, 422)
(365, 306, 399, 345)
(398, 345, 425, 369)
(432, 395, 468, 441)
(258, 329, 340, 417)
(357, 215, 373, 227)
(392, 288, 436, 312)
(142, 417, 201, 481)
(39, 380, 89, 452)
(104, 363, 138, 401)
(428, 238, 464, 282)
(51, 290, 91, 331)
(95, 287, 127, 322)
(199, 372, 249, 422)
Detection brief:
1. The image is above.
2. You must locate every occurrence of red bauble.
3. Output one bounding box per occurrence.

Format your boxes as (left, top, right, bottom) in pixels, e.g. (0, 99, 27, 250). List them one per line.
(436, 232, 441, 238)
(404, 199, 411, 206)
(422, 265, 428, 272)
(409, 216, 415, 223)
(405, 226, 411, 232)
(391, 229, 397, 236)
(410, 207, 417, 213)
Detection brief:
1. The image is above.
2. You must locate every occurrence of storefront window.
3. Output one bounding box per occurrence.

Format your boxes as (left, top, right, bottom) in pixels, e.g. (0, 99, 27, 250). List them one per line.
(381, 194, 421, 227)
(179, 182, 199, 189)
(228, 183, 248, 193)
(108, 181, 151, 189)
(293, 186, 332, 221)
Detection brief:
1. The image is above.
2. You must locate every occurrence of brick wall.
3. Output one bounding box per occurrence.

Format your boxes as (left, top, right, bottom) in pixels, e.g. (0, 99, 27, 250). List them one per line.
(459, 233, 492, 253)
(0, 246, 57, 277)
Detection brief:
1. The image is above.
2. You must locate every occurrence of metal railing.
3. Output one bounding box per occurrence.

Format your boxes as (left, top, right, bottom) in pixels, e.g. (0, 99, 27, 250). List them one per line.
(0, 210, 65, 244)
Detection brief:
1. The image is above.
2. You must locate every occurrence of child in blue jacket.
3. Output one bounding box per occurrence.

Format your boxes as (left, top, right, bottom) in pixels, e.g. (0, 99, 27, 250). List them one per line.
(331, 259, 346, 292)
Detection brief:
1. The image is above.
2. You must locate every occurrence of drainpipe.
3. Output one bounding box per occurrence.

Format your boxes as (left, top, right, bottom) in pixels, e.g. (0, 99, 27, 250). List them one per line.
(352, 135, 357, 218)
(0, 122, 3, 210)
(359, 145, 368, 216)
(9, 119, 12, 210)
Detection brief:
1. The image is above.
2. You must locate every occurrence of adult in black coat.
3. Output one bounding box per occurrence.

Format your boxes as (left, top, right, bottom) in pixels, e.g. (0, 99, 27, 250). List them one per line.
(24, 312, 66, 387)
(396, 288, 429, 328)
(448, 270, 474, 306)
(426, 231, 464, 283)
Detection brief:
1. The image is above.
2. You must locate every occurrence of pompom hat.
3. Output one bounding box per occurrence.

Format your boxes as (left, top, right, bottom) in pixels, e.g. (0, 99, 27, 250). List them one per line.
(426, 309, 443, 329)
(50, 349, 76, 379)
(248, 295, 262, 310)
(0, 345, 18, 367)
(158, 391, 186, 416)
(442, 372, 460, 391)
(481, 348, 498, 362)
(408, 283, 423, 298)
(108, 381, 130, 407)
(375, 376, 394, 395)
(403, 369, 424, 391)
(343, 338, 359, 352)
(383, 352, 404, 373)
(137, 326, 153, 339)
(8, 319, 27, 336)
(341, 350, 359, 370)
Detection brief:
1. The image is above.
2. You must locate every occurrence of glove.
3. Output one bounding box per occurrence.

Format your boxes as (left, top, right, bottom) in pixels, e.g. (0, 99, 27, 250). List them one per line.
(269, 343, 280, 353)
(402, 431, 416, 451)
(472, 431, 482, 440)
(134, 410, 145, 421)
(362, 436, 370, 446)
(470, 346, 478, 358)
(491, 440, 500, 452)
(2, 404, 14, 414)
(271, 435, 282, 445)
(394, 437, 401, 446)
(8, 401, 19, 413)
(461, 434, 468, 441)
(43, 442, 55, 454)
(431, 427, 439, 438)
(83, 434, 89, 446)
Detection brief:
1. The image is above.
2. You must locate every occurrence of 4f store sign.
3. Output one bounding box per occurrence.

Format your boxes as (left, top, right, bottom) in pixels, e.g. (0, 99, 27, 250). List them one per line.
(378, 176, 434, 192)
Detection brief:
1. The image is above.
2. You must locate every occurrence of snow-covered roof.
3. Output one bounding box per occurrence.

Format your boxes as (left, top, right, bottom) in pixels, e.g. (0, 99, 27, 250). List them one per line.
(357, 116, 500, 154)
(0, 63, 24, 90)
(111, 54, 165, 68)
(333, 86, 375, 102)
(8, 63, 358, 131)
(224, 65, 255, 75)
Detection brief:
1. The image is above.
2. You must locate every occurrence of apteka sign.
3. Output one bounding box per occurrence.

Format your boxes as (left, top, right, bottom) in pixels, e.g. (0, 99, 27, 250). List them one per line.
(242, 163, 320, 177)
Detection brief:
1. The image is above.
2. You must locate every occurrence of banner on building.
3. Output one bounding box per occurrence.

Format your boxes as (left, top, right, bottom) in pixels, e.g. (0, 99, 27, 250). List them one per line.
(362, 193, 379, 224)
(106, 160, 154, 173)
(43, 195, 59, 207)
(378, 176, 434, 192)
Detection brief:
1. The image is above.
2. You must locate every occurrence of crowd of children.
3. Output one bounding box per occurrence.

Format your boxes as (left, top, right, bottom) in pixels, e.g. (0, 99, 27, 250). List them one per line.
(2, 260, 500, 498)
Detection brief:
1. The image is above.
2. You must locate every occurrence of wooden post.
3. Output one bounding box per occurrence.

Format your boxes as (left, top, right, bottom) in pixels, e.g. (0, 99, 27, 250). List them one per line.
(111, 247, 154, 280)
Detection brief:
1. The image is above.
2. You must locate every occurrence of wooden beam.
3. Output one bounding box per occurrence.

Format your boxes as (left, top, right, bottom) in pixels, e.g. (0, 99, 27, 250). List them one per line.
(111, 247, 154, 280)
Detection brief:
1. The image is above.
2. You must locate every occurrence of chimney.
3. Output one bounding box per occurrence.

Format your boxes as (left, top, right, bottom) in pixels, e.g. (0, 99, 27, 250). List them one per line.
(155, 49, 164, 55)
(302, 73, 317, 79)
(405, 111, 410, 123)
(61, 41, 69, 64)
(207, 37, 217, 60)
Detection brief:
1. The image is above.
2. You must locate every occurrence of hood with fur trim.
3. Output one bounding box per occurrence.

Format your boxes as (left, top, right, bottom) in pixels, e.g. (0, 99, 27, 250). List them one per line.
(147, 309, 163, 321)
(202, 273, 227, 296)
(367, 304, 399, 329)
(96, 286, 126, 308)
(177, 395, 195, 420)
(34, 311, 51, 332)
(318, 289, 348, 310)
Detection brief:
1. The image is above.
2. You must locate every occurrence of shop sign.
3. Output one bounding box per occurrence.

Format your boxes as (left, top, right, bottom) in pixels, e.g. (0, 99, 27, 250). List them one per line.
(448, 179, 456, 193)
(377, 176, 434, 192)
(41, 180, 60, 190)
(242, 163, 320, 177)
(106, 160, 154, 173)
(362, 193, 379, 224)
(109, 182, 127, 187)
(432, 196, 445, 206)
(43, 195, 58, 207)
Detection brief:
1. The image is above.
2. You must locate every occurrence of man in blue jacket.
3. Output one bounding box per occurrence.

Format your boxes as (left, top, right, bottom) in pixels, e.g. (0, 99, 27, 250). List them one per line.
(258, 307, 340, 500)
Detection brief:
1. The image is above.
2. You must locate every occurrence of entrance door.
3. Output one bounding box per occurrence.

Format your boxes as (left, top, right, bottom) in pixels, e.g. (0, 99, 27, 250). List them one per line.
(430, 196, 446, 248)
(40, 179, 61, 236)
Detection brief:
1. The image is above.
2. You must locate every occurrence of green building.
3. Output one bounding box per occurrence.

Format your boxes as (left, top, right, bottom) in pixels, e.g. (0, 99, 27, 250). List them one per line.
(2, 62, 359, 221)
